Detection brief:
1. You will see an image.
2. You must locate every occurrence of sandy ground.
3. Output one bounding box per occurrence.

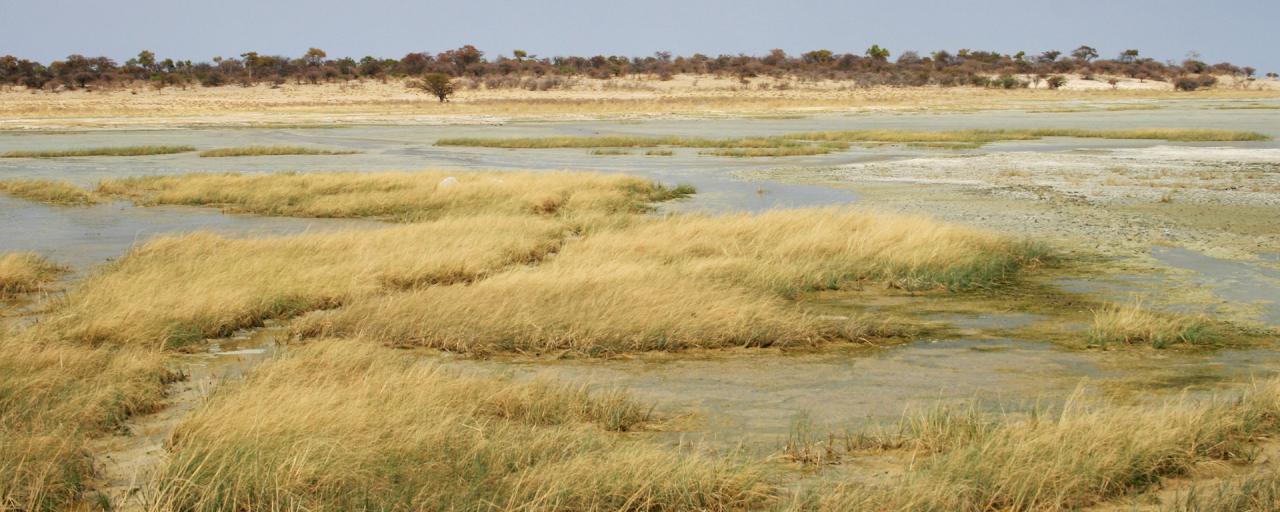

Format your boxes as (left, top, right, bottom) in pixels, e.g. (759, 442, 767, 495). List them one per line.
(2, 74, 1278, 129)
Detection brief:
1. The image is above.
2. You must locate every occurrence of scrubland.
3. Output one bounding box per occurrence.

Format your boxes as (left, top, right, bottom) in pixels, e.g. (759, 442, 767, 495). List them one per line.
(2, 76, 1278, 129)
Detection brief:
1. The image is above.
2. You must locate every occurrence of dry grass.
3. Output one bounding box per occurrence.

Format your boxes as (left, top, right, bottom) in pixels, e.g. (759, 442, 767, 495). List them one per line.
(1170, 471, 1280, 511)
(588, 148, 632, 156)
(1089, 301, 1216, 348)
(147, 339, 774, 511)
(296, 209, 1043, 355)
(438, 128, 1267, 158)
(0, 179, 96, 205)
(34, 216, 566, 348)
(0, 252, 66, 298)
(0, 334, 172, 511)
(196, 145, 359, 157)
(96, 171, 690, 221)
(704, 146, 837, 157)
(0, 146, 195, 158)
(792, 378, 1280, 511)
(293, 262, 849, 356)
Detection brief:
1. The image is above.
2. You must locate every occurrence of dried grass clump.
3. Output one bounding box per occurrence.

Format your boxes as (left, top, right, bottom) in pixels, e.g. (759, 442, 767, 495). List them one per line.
(96, 170, 690, 221)
(0, 252, 66, 298)
(0, 179, 96, 205)
(149, 340, 774, 511)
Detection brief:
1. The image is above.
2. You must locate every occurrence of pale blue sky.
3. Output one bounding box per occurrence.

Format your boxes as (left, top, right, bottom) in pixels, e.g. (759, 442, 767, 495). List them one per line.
(2, 0, 1277, 73)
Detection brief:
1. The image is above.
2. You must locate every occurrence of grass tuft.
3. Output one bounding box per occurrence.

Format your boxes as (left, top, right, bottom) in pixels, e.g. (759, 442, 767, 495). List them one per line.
(197, 145, 359, 157)
(1088, 301, 1216, 348)
(147, 339, 774, 511)
(0, 252, 66, 298)
(96, 171, 686, 221)
(797, 378, 1280, 510)
(0, 145, 195, 158)
(0, 179, 96, 206)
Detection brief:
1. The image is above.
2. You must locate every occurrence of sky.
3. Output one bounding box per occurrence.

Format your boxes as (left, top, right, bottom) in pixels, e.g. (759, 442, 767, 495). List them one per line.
(2, 0, 1278, 74)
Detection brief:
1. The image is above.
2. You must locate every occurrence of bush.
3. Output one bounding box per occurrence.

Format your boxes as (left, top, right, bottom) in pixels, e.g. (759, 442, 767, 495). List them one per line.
(1046, 75, 1068, 89)
(995, 74, 1024, 89)
(1175, 75, 1217, 91)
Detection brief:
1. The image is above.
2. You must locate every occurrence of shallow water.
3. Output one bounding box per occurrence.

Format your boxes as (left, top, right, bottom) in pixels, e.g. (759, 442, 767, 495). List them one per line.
(1151, 246, 1280, 326)
(0, 196, 378, 271)
(443, 338, 1280, 449)
(3, 105, 1279, 444)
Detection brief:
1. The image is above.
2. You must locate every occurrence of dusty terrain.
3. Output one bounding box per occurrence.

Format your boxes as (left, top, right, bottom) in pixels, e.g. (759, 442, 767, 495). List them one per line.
(2, 74, 1278, 130)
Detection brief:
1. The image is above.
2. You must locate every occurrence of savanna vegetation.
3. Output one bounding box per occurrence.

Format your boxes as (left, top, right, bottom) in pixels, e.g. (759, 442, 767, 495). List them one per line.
(4, 166, 1271, 510)
(787, 378, 1280, 510)
(438, 128, 1270, 157)
(0, 252, 65, 298)
(196, 145, 359, 157)
(146, 339, 773, 511)
(0, 179, 96, 205)
(0, 45, 1263, 93)
(0, 145, 195, 158)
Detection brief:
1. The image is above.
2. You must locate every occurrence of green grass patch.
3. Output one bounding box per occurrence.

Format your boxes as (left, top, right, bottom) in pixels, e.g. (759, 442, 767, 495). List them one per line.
(0, 146, 195, 158)
(197, 146, 360, 158)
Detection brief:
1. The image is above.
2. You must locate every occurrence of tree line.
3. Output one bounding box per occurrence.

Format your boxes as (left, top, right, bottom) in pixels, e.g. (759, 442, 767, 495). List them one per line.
(0, 45, 1270, 93)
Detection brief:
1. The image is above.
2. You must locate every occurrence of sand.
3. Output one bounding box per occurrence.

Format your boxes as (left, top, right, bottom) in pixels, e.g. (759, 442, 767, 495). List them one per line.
(2, 74, 1277, 130)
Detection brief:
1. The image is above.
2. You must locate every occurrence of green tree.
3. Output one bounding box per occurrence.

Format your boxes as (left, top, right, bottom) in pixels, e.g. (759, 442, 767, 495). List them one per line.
(303, 47, 327, 67)
(865, 45, 890, 61)
(1071, 45, 1098, 62)
(415, 72, 455, 102)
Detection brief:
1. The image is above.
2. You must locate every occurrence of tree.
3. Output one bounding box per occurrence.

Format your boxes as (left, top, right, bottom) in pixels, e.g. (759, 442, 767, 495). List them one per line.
(865, 45, 890, 61)
(136, 50, 156, 71)
(1071, 45, 1098, 62)
(1119, 49, 1140, 63)
(513, 49, 528, 61)
(1039, 50, 1061, 63)
(303, 47, 327, 67)
(414, 72, 455, 102)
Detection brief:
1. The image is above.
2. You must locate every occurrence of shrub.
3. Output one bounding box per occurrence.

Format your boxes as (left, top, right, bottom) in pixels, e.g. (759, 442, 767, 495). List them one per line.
(1046, 75, 1068, 89)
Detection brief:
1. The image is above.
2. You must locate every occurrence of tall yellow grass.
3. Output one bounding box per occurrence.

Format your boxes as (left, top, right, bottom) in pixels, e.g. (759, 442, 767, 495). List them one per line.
(0, 252, 66, 298)
(35, 216, 566, 348)
(0, 334, 171, 510)
(795, 379, 1280, 510)
(148, 339, 774, 511)
(0, 145, 195, 158)
(0, 180, 96, 206)
(296, 209, 1042, 355)
(1089, 301, 1215, 348)
(196, 145, 358, 157)
(96, 171, 691, 221)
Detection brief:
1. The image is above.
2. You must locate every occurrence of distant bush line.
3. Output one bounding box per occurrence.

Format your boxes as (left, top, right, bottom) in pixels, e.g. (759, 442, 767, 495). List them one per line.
(0, 45, 1265, 93)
